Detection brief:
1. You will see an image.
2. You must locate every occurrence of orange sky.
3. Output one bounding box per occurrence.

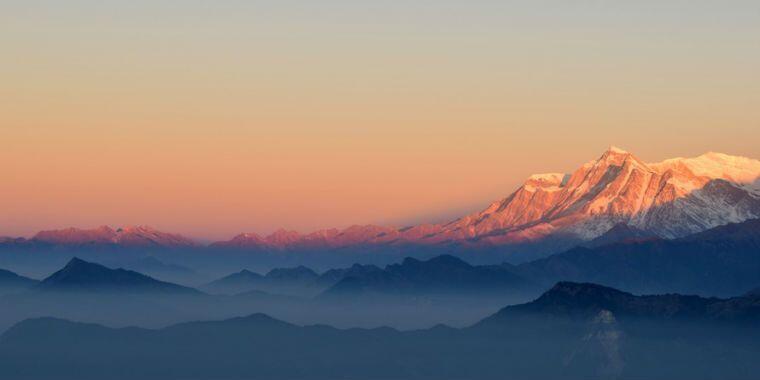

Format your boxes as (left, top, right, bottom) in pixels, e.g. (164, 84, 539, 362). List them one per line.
(2, 1, 759, 240)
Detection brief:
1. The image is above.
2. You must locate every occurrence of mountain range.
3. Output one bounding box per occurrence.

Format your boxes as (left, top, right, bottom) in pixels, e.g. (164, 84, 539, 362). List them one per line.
(212, 147, 760, 249)
(2, 216, 760, 335)
(204, 254, 533, 298)
(2, 146, 759, 380)
(204, 266, 320, 296)
(2, 148, 759, 262)
(322, 255, 531, 298)
(2, 282, 759, 379)
(0, 256, 530, 331)
(32, 225, 198, 248)
(4, 217, 760, 299)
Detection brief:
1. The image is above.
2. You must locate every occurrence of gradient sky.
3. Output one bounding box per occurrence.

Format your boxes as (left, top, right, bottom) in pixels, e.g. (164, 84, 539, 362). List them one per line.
(2, 1, 760, 240)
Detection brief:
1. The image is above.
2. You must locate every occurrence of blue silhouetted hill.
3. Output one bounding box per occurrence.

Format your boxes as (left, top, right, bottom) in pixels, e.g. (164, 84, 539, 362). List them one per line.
(36, 257, 200, 295)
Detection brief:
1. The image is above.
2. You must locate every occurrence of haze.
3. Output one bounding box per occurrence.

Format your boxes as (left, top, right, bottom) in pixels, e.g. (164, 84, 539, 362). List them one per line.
(2, 0, 759, 240)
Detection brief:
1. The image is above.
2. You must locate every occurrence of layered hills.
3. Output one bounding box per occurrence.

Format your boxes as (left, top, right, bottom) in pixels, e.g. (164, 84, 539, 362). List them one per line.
(2, 282, 760, 380)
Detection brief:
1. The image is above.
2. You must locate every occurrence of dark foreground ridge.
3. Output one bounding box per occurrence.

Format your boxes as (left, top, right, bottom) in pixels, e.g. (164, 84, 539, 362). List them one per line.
(2, 282, 760, 380)
(479, 281, 760, 325)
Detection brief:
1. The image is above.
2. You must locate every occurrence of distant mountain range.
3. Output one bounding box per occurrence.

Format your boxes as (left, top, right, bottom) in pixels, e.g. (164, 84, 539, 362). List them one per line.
(204, 265, 320, 296)
(4, 217, 760, 299)
(2, 282, 759, 380)
(2, 148, 759, 261)
(0, 225, 197, 252)
(205, 254, 533, 298)
(33, 225, 198, 248)
(321, 255, 531, 298)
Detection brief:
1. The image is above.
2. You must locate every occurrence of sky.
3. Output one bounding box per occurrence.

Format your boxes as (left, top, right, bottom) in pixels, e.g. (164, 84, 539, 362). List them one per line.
(2, 1, 759, 240)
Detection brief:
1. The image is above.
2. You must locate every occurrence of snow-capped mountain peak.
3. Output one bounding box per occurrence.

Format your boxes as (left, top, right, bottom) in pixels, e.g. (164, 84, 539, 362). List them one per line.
(606, 145, 629, 154)
(32, 225, 196, 248)
(420, 148, 760, 243)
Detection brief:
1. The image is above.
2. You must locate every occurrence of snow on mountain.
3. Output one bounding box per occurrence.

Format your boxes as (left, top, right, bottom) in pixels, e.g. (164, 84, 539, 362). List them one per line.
(440, 147, 760, 242)
(32, 225, 197, 248)
(653, 152, 760, 196)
